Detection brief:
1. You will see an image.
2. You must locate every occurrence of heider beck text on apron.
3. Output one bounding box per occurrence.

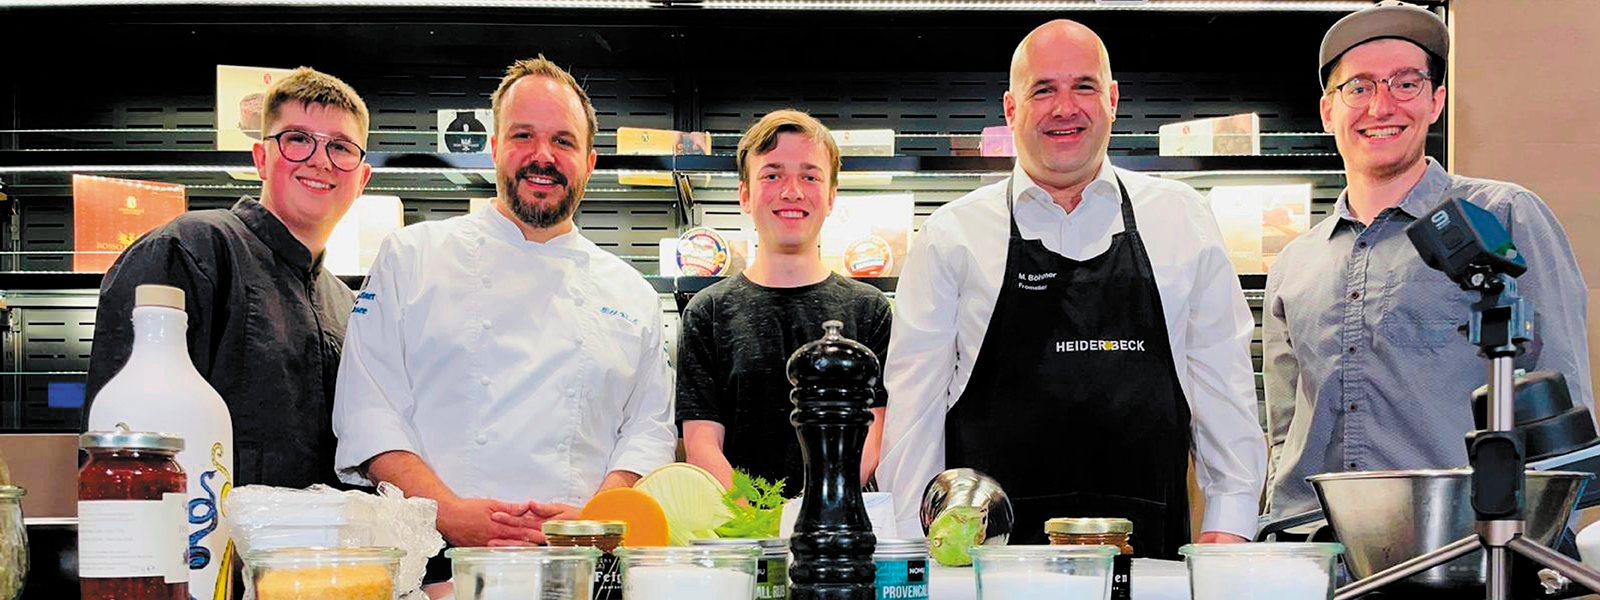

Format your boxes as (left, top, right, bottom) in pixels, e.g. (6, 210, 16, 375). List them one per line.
(1056, 339, 1148, 352)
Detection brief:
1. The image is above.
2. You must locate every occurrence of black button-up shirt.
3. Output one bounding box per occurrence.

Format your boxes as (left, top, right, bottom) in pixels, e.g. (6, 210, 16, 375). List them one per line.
(86, 197, 355, 488)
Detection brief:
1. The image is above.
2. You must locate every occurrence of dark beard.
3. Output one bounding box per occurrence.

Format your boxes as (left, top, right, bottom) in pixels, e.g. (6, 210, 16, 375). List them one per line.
(501, 163, 583, 229)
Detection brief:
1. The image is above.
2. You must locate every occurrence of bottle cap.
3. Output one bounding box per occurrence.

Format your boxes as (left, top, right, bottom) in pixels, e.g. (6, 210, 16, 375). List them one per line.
(135, 284, 185, 310)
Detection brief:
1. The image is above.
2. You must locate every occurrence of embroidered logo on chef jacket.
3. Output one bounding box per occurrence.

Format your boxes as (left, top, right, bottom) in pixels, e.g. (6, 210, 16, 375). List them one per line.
(1017, 271, 1058, 291)
(1056, 339, 1147, 352)
(351, 291, 377, 315)
(599, 306, 640, 326)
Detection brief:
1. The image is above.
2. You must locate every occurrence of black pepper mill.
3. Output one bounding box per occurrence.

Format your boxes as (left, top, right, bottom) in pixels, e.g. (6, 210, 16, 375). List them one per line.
(787, 320, 878, 600)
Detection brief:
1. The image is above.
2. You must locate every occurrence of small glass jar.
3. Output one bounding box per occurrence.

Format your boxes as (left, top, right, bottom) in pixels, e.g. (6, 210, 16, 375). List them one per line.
(243, 547, 404, 600)
(691, 538, 788, 600)
(1045, 518, 1135, 555)
(78, 427, 188, 600)
(972, 545, 1118, 600)
(446, 547, 600, 600)
(616, 545, 760, 600)
(543, 520, 626, 600)
(0, 486, 27, 600)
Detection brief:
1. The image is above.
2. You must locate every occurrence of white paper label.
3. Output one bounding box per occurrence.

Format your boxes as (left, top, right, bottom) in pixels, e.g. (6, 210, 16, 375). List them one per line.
(79, 494, 190, 583)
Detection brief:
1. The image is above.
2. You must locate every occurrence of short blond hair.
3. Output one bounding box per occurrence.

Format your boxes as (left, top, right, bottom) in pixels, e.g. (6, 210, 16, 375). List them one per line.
(490, 56, 599, 151)
(262, 67, 370, 140)
(736, 109, 842, 191)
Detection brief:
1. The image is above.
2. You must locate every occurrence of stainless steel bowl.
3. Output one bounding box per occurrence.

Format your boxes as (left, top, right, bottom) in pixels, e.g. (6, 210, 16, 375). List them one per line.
(919, 468, 1013, 544)
(1310, 469, 1591, 593)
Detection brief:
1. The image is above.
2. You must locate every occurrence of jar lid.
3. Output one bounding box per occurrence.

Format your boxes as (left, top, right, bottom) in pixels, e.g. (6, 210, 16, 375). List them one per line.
(81, 424, 184, 452)
(691, 537, 787, 557)
(243, 546, 406, 568)
(542, 520, 626, 537)
(873, 538, 929, 559)
(1045, 517, 1133, 535)
(446, 547, 600, 564)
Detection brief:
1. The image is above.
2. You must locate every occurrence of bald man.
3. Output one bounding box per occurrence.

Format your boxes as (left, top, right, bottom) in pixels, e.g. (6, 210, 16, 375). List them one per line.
(876, 20, 1265, 555)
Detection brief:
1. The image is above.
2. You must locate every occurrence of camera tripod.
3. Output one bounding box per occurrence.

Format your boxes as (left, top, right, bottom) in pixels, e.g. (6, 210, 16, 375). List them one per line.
(1333, 268, 1600, 600)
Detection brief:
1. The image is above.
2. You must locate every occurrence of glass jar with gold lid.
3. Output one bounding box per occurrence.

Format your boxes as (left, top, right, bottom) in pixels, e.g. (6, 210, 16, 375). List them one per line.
(1045, 518, 1134, 555)
(543, 520, 627, 600)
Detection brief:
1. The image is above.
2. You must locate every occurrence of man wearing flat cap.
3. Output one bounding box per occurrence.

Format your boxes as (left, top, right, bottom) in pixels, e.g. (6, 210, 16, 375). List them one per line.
(1262, 0, 1593, 524)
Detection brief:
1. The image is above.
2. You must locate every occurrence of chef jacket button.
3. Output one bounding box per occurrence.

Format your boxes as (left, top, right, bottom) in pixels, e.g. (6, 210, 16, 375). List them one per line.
(476, 434, 488, 445)
(480, 376, 491, 386)
(565, 387, 577, 397)
(482, 319, 493, 330)
(481, 276, 492, 287)
(575, 337, 585, 347)
(574, 297, 586, 307)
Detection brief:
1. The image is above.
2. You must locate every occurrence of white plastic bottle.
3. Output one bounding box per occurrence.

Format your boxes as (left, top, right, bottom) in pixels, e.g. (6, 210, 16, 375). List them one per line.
(88, 283, 236, 600)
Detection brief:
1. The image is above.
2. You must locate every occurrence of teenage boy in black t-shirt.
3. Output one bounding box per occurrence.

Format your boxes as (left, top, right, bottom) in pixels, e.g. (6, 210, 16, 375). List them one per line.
(677, 109, 893, 490)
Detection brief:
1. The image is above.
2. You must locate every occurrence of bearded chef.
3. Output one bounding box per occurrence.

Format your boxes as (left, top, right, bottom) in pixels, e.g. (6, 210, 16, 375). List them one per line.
(331, 56, 675, 585)
(875, 20, 1266, 557)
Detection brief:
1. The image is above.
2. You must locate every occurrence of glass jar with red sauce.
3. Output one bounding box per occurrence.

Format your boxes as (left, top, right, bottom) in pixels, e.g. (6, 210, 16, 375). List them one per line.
(78, 426, 188, 600)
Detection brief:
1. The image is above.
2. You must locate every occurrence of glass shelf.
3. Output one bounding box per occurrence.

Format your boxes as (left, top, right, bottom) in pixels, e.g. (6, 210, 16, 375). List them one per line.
(0, 129, 1341, 158)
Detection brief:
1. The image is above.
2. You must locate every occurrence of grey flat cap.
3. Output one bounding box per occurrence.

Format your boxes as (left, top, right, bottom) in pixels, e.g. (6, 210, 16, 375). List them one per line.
(1319, 0, 1448, 88)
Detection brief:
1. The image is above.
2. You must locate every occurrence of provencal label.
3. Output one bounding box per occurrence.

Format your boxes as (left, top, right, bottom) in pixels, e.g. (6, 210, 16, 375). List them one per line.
(874, 558, 929, 600)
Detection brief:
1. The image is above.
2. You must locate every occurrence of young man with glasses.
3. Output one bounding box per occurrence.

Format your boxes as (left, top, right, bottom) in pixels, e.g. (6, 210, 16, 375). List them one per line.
(1262, 1, 1592, 525)
(86, 67, 374, 489)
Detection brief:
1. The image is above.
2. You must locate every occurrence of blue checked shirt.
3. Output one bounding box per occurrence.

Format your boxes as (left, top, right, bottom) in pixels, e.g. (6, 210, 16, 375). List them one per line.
(1263, 158, 1593, 524)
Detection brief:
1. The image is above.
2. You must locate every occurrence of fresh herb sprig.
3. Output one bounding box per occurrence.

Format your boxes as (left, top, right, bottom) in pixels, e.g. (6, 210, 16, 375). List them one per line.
(713, 469, 786, 539)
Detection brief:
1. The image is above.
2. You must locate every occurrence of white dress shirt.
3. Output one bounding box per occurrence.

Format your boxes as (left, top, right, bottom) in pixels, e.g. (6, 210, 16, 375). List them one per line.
(877, 160, 1267, 539)
(333, 205, 676, 505)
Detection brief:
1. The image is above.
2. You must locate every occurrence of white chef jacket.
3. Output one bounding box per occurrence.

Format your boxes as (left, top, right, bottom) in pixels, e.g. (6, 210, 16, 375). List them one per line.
(878, 160, 1266, 539)
(332, 205, 676, 505)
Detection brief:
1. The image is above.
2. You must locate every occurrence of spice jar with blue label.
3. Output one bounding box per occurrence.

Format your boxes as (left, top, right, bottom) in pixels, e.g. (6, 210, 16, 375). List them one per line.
(873, 539, 929, 600)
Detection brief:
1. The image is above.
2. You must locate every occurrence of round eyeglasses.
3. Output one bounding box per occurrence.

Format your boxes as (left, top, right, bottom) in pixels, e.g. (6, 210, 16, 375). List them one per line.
(265, 129, 367, 172)
(1329, 69, 1433, 109)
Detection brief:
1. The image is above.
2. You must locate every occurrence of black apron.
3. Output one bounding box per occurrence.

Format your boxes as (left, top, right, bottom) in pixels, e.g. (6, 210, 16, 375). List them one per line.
(945, 174, 1193, 558)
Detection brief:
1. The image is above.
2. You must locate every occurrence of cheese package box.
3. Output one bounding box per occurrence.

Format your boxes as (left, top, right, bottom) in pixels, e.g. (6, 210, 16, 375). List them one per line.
(617, 127, 711, 187)
(217, 65, 296, 151)
(1208, 183, 1312, 273)
(1158, 113, 1261, 157)
(324, 195, 405, 276)
(72, 175, 187, 272)
(436, 108, 493, 154)
(820, 193, 913, 278)
(831, 129, 896, 187)
(981, 125, 1016, 157)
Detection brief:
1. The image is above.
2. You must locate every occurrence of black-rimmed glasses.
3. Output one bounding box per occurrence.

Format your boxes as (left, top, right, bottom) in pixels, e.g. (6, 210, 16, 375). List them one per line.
(265, 129, 367, 172)
(1329, 69, 1433, 108)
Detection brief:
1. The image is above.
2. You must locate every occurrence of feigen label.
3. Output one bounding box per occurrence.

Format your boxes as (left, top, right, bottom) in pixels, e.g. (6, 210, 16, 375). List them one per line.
(78, 494, 190, 583)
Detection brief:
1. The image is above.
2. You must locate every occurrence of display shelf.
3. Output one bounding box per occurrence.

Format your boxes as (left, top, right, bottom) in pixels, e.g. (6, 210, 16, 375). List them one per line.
(0, 129, 1344, 158)
(0, 149, 1346, 174)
